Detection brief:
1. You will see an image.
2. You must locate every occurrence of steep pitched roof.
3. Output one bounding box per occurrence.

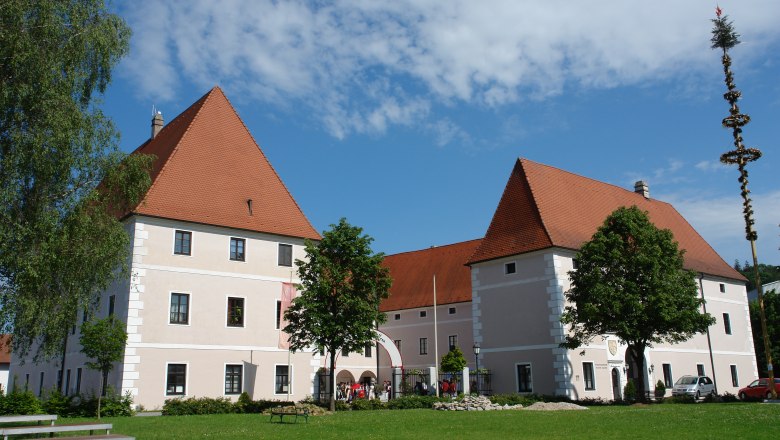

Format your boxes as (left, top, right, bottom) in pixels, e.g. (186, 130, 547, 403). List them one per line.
(0, 335, 11, 364)
(468, 159, 744, 281)
(129, 87, 320, 240)
(380, 239, 481, 312)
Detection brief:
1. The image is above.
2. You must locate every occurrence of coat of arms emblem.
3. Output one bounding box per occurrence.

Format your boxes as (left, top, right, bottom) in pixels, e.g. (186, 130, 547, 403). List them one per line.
(608, 340, 618, 356)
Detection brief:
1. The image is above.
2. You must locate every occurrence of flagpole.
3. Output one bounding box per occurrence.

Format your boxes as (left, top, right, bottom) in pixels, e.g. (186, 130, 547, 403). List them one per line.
(433, 274, 439, 397)
(287, 271, 293, 402)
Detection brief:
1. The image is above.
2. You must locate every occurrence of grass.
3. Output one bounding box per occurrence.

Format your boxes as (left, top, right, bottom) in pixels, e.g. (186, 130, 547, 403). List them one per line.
(77, 403, 780, 439)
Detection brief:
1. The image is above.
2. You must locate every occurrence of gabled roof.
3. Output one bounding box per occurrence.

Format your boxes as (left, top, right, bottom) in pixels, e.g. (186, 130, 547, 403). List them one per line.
(129, 87, 320, 240)
(380, 239, 481, 312)
(0, 335, 11, 364)
(468, 159, 744, 281)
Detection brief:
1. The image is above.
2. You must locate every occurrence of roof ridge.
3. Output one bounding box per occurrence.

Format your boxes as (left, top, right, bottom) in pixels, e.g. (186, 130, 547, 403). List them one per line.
(385, 238, 483, 258)
(215, 88, 318, 236)
(133, 87, 216, 211)
(518, 158, 555, 247)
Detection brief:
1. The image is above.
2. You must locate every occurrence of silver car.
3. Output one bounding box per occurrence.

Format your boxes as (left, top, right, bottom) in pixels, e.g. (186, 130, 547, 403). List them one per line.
(671, 375, 715, 399)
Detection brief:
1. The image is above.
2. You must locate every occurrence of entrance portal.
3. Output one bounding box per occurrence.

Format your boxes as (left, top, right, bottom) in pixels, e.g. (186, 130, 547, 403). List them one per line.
(611, 368, 622, 401)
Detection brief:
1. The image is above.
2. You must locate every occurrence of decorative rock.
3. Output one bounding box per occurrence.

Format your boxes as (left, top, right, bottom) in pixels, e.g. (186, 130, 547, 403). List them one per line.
(433, 395, 523, 411)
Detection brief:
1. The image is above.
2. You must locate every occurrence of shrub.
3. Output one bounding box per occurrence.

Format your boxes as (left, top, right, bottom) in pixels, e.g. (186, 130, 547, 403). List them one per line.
(42, 390, 74, 416)
(334, 400, 350, 411)
(162, 396, 236, 416)
(350, 398, 384, 411)
(623, 380, 637, 402)
(664, 394, 696, 404)
(577, 397, 609, 406)
(385, 395, 443, 410)
(654, 380, 666, 398)
(72, 390, 134, 417)
(0, 390, 43, 415)
(721, 392, 739, 403)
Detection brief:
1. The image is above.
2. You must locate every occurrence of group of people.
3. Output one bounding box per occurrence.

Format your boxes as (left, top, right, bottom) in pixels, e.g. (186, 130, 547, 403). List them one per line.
(337, 379, 390, 402)
(414, 378, 458, 397)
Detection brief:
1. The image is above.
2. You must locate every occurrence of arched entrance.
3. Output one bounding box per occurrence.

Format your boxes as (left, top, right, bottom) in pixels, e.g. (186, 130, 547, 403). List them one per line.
(376, 330, 403, 367)
(336, 370, 355, 384)
(611, 368, 622, 400)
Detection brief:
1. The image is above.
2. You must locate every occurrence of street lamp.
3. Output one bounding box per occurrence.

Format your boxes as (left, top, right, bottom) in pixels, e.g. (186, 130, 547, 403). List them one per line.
(473, 342, 481, 395)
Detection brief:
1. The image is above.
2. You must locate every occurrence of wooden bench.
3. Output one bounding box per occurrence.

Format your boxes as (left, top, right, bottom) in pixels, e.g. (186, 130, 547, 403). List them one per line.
(29, 435, 133, 440)
(0, 415, 57, 426)
(0, 422, 113, 439)
(269, 406, 309, 423)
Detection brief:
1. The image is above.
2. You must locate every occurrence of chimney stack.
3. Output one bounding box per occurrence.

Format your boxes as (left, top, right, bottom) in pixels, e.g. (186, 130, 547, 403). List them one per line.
(634, 180, 649, 199)
(151, 111, 164, 139)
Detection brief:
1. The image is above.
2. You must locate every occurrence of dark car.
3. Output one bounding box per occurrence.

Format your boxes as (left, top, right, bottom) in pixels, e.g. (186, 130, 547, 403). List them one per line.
(738, 378, 780, 400)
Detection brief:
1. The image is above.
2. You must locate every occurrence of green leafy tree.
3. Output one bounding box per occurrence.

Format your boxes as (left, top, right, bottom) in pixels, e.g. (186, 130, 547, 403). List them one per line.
(284, 218, 392, 411)
(79, 317, 128, 418)
(0, 0, 153, 361)
(560, 206, 714, 401)
(750, 288, 780, 377)
(733, 262, 780, 292)
(440, 346, 467, 373)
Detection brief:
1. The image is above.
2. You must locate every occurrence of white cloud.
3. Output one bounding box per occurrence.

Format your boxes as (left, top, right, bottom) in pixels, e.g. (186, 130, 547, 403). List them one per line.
(658, 190, 780, 265)
(118, 0, 780, 139)
(695, 160, 729, 172)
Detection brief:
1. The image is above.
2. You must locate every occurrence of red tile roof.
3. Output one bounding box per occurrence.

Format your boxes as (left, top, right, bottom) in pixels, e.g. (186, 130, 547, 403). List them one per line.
(380, 239, 481, 312)
(468, 159, 744, 281)
(129, 87, 320, 240)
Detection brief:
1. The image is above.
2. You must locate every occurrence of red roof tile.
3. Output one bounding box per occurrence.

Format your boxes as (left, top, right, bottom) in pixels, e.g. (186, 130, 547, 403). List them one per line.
(380, 239, 481, 312)
(468, 159, 744, 281)
(0, 335, 11, 364)
(129, 87, 320, 240)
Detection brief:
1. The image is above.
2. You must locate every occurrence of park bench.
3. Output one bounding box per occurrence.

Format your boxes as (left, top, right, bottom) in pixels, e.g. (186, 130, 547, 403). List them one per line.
(28, 435, 133, 440)
(269, 406, 309, 423)
(0, 422, 113, 439)
(0, 415, 57, 426)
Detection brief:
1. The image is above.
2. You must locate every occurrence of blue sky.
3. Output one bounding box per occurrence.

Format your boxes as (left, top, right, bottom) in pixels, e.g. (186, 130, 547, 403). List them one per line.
(102, 1, 780, 266)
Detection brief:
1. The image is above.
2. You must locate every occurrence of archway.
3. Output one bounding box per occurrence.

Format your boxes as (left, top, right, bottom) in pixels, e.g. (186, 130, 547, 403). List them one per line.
(376, 330, 403, 367)
(611, 368, 622, 401)
(336, 370, 355, 384)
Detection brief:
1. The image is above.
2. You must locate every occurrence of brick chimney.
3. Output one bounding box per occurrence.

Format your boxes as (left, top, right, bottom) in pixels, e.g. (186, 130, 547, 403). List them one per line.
(151, 111, 163, 139)
(634, 180, 649, 199)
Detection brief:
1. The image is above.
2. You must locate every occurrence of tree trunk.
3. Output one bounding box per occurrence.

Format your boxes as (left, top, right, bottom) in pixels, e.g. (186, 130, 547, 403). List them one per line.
(630, 345, 647, 402)
(97, 371, 107, 419)
(328, 349, 336, 412)
(58, 328, 68, 393)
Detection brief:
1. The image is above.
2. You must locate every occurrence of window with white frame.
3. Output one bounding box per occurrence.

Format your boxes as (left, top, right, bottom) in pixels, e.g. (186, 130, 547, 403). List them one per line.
(170, 293, 190, 325)
(583, 362, 595, 390)
(278, 243, 293, 267)
(174, 230, 192, 255)
(419, 338, 428, 355)
(394, 313, 400, 320)
(230, 237, 245, 261)
(225, 365, 242, 395)
(166, 364, 186, 396)
(227, 297, 244, 327)
(517, 363, 532, 393)
(275, 365, 290, 394)
(448, 335, 458, 351)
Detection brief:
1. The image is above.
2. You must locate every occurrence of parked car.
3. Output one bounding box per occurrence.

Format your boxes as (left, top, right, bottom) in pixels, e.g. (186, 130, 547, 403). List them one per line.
(738, 378, 780, 400)
(671, 375, 715, 399)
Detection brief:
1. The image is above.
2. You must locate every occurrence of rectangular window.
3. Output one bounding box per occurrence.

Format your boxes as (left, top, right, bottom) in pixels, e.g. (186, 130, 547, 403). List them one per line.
(227, 297, 245, 327)
(419, 338, 428, 355)
(448, 335, 458, 351)
(278, 243, 293, 267)
(365, 343, 372, 358)
(174, 230, 192, 255)
(25, 373, 29, 391)
(448, 307, 456, 315)
(225, 365, 242, 395)
(108, 295, 115, 317)
(505, 262, 516, 274)
(39, 372, 44, 397)
(730, 365, 739, 387)
(275, 365, 290, 394)
(275, 300, 282, 330)
(76, 368, 82, 394)
(572, 258, 580, 270)
(583, 362, 595, 390)
(723, 313, 732, 335)
(697, 364, 705, 377)
(230, 237, 245, 261)
(394, 340, 401, 350)
(65, 370, 71, 396)
(394, 313, 400, 320)
(419, 310, 427, 318)
(719, 283, 726, 293)
(517, 364, 532, 393)
(662, 363, 673, 388)
(166, 364, 186, 395)
(57, 370, 62, 393)
(170, 293, 190, 325)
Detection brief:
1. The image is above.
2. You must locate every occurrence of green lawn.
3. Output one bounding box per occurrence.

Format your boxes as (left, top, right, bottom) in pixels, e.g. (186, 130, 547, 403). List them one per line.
(91, 403, 780, 439)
